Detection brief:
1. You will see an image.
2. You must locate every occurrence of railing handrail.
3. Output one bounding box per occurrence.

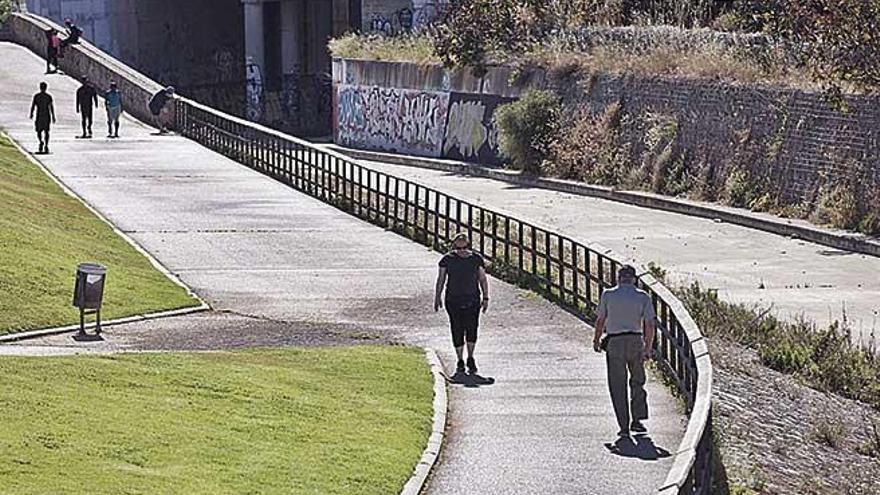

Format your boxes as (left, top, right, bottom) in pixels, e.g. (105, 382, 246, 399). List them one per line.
(3, 9, 712, 493)
(174, 95, 714, 494)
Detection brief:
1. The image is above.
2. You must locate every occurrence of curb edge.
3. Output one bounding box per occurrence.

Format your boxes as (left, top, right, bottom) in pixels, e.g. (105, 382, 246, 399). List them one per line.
(327, 144, 880, 258)
(399, 348, 448, 495)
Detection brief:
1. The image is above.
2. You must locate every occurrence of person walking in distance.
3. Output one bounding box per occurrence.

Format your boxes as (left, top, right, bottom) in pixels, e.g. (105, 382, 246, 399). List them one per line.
(45, 29, 60, 73)
(434, 232, 490, 374)
(104, 82, 122, 138)
(593, 265, 656, 437)
(76, 77, 98, 138)
(29, 82, 56, 154)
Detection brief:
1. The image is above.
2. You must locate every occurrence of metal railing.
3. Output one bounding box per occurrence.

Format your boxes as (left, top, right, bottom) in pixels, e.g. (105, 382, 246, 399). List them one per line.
(174, 96, 714, 494)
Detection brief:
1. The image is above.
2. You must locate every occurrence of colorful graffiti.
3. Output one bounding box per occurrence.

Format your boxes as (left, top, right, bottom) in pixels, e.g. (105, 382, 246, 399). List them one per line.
(367, 1, 450, 36)
(444, 99, 488, 159)
(337, 85, 450, 157)
(443, 93, 512, 164)
(245, 57, 263, 122)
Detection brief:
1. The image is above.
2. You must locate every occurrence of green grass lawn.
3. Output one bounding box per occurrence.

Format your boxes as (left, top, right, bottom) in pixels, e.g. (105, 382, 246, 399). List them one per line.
(0, 134, 199, 335)
(0, 346, 434, 494)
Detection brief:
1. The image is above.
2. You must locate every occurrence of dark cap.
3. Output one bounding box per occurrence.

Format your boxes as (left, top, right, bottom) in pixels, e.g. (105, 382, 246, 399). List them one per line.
(618, 265, 637, 280)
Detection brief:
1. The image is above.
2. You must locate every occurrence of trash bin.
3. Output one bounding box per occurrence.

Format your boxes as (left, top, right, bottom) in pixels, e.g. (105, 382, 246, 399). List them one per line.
(72, 263, 107, 333)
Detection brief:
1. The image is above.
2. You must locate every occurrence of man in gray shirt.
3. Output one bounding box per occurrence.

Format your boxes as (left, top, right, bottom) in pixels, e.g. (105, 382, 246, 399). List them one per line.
(593, 265, 656, 437)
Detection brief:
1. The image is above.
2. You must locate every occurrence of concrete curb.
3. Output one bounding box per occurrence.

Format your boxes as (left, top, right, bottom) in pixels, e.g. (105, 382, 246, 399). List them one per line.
(400, 348, 448, 495)
(326, 144, 880, 258)
(0, 305, 210, 344)
(0, 131, 211, 342)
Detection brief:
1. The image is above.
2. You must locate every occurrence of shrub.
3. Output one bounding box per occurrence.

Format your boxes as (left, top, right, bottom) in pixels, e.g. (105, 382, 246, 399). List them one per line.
(547, 101, 631, 185)
(812, 183, 860, 231)
(811, 422, 846, 449)
(493, 90, 562, 175)
(0, 0, 12, 23)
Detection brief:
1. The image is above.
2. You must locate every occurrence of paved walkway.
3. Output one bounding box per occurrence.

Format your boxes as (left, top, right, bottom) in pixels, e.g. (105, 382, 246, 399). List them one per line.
(356, 161, 880, 343)
(0, 43, 683, 495)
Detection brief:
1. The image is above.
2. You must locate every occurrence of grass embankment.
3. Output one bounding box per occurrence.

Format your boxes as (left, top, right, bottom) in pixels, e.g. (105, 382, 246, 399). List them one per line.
(0, 346, 433, 494)
(0, 134, 199, 335)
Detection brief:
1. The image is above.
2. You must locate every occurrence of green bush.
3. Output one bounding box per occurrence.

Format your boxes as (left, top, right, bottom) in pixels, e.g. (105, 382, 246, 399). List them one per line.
(0, 0, 12, 23)
(493, 89, 561, 175)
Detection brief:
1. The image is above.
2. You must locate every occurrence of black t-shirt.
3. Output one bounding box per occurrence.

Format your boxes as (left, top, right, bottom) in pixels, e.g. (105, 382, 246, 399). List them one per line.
(439, 251, 484, 300)
(76, 85, 97, 112)
(32, 93, 53, 121)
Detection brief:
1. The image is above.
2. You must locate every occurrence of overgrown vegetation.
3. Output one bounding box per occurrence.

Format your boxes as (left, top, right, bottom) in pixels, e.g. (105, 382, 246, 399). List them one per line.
(490, 90, 880, 235)
(492, 90, 561, 174)
(0, 0, 12, 23)
(0, 135, 199, 335)
(328, 33, 439, 64)
(677, 282, 880, 410)
(0, 347, 433, 494)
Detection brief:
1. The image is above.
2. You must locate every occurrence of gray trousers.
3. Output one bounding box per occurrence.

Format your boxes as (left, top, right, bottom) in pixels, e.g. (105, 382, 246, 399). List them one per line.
(605, 334, 648, 430)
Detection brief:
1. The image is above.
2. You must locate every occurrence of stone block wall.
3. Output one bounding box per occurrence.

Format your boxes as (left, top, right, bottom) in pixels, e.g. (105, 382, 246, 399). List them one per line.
(333, 57, 880, 205)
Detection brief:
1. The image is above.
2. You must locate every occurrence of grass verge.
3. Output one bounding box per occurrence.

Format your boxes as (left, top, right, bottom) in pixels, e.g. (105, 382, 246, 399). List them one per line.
(0, 346, 433, 495)
(0, 134, 199, 335)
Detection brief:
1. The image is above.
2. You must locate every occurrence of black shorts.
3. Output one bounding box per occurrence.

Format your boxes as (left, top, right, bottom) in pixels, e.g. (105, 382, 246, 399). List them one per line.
(35, 119, 50, 132)
(445, 296, 480, 347)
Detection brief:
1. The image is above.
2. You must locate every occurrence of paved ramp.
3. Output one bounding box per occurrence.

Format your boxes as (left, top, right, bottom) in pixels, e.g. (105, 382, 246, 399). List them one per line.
(355, 162, 880, 342)
(0, 42, 683, 495)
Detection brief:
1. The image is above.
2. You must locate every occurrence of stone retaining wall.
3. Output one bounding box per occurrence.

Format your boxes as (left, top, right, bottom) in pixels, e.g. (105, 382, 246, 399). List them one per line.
(333, 57, 880, 205)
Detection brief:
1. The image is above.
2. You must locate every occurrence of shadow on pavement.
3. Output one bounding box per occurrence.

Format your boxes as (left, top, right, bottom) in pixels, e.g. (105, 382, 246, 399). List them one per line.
(447, 371, 496, 388)
(72, 332, 105, 342)
(604, 435, 671, 461)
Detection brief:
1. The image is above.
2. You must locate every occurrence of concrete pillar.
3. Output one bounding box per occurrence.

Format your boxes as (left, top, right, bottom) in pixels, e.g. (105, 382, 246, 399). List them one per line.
(242, 0, 265, 70)
(280, 0, 302, 74)
(242, 0, 265, 121)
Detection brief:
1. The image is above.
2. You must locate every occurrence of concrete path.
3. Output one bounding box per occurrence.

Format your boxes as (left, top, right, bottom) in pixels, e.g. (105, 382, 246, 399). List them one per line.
(0, 43, 683, 495)
(355, 161, 880, 343)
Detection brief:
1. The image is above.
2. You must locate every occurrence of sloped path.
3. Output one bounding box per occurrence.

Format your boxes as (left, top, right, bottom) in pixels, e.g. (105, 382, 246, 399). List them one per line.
(0, 42, 683, 495)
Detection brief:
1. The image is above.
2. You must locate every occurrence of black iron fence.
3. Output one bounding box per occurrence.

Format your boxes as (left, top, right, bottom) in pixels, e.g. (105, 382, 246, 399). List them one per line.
(175, 97, 714, 495)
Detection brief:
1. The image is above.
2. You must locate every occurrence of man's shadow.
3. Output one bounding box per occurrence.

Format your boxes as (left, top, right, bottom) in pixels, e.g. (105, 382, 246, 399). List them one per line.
(604, 434, 671, 461)
(446, 371, 495, 388)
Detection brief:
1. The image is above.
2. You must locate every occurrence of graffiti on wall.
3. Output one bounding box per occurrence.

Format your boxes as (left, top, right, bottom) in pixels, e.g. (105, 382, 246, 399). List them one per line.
(443, 93, 512, 165)
(368, 1, 450, 36)
(245, 57, 263, 122)
(337, 85, 450, 157)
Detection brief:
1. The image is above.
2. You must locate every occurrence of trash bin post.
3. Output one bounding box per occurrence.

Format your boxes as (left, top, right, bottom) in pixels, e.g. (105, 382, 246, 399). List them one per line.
(72, 263, 107, 335)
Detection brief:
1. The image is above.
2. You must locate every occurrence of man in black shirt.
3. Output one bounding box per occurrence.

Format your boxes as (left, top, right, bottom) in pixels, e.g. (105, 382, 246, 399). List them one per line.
(76, 77, 98, 138)
(30, 82, 56, 154)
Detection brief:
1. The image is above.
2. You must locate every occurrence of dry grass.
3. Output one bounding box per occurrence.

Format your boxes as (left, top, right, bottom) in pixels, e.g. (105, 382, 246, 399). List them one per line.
(523, 40, 809, 89)
(329, 33, 440, 64)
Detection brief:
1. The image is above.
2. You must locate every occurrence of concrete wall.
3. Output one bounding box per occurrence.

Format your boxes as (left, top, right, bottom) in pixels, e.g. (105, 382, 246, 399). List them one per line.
(2, 12, 167, 126)
(332, 58, 880, 204)
(332, 58, 542, 164)
(25, 0, 246, 118)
